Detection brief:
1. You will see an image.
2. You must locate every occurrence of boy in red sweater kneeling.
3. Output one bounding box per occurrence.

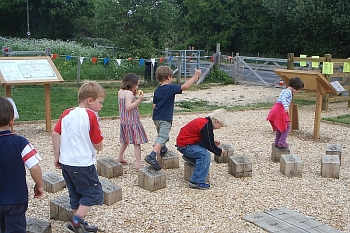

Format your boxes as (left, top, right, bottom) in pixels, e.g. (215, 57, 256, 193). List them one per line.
(176, 108, 228, 190)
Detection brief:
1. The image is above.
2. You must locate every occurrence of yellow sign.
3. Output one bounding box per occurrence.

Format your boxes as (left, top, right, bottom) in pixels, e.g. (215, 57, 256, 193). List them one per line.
(300, 54, 307, 67)
(322, 62, 334, 75)
(344, 62, 350, 72)
(311, 56, 319, 68)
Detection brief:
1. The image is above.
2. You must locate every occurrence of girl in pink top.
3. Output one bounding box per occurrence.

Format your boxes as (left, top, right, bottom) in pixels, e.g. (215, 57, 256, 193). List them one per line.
(117, 73, 148, 170)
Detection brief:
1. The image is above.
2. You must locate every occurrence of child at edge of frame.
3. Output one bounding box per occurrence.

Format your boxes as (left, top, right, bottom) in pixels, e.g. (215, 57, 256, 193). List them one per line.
(116, 73, 148, 170)
(266, 77, 304, 148)
(0, 96, 44, 233)
(144, 65, 202, 170)
(52, 81, 105, 233)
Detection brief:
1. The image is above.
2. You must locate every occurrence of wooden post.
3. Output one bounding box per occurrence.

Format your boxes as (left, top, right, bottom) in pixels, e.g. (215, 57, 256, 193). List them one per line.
(322, 54, 332, 111)
(216, 43, 221, 67)
(44, 84, 52, 133)
(287, 53, 294, 70)
(77, 57, 81, 85)
(177, 57, 182, 84)
(314, 82, 322, 139)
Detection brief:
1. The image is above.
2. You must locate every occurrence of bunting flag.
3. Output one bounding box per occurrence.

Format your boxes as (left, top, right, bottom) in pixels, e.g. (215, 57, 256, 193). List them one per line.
(103, 58, 109, 65)
(159, 57, 164, 63)
(51, 54, 58, 61)
(151, 58, 156, 66)
(92, 57, 98, 65)
(79, 57, 84, 65)
(128, 57, 133, 61)
(66, 55, 71, 61)
(116, 59, 122, 65)
(169, 55, 172, 61)
(140, 58, 144, 66)
(299, 55, 307, 67)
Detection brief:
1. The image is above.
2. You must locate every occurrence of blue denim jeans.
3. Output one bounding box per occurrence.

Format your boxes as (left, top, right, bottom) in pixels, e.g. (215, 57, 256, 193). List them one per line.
(61, 164, 104, 209)
(177, 144, 211, 184)
(0, 202, 28, 233)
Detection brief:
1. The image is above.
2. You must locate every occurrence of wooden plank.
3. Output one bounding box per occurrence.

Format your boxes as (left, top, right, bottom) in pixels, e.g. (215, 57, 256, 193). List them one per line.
(242, 207, 342, 233)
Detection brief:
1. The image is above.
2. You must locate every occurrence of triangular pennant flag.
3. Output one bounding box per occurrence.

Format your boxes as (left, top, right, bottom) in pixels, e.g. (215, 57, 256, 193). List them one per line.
(103, 58, 109, 65)
(79, 57, 84, 65)
(66, 55, 71, 61)
(92, 57, 98, 65)
(117, 59, 121, 65)
(128, 57, 133, 61)
(140, 58, 144, 66)
(169, 55, 172, 61)
(151, 58, 156, 66)
(51, 54, 58, 61)
(159, 57, 164, 63)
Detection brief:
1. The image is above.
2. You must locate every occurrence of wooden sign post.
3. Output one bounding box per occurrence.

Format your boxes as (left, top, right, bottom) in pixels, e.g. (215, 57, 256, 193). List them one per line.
(0, 56, 64, 132)
(274, 69, 338, 139)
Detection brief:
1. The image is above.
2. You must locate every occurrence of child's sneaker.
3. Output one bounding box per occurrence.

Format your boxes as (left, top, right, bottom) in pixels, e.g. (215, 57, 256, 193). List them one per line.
(66, 217, 88, 233)
(159, 146, 168, 157)
(145, 154, 162, 170)
(66, 220, 98, 233)
(188, 181, 210, 190)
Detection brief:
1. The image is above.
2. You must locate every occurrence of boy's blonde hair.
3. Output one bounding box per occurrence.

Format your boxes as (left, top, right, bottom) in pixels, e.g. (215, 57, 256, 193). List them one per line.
(78, 81, 106, 103)
(155, 66, 173, 82)
(208, 108, 228, 126)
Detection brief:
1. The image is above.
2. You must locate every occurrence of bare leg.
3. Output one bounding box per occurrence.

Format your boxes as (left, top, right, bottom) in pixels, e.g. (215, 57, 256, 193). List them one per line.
(117, 142, 129, 164)
(75, 205, 92, 219)
(134, 144, 142, 170)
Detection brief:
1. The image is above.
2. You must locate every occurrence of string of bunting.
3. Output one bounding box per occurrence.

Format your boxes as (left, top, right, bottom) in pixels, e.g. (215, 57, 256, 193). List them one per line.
(299, 54, 350, 74)
(50, 54, 212, 66)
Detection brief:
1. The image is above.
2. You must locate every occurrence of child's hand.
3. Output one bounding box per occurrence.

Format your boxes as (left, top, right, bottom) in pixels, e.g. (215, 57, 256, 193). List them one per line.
(194, 69, 202, 79)
(33, 185, 44, 198)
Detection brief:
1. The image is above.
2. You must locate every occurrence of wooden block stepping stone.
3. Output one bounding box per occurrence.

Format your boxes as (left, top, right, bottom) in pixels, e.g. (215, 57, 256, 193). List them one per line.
(157, 149, 179, 169)
(183, 162, 209, 182)
(26, 217, 52, 233)
(214, 142, 234, 163)
(271, 143, 290, 163)
(42, 171, 66, 193)
(228, 155, 252, 178)
(97, 157, 123, 178)
(50, 195, 72, 221)
(280, 154, 302, 177)
(242, 206, 342, 232)
(138, 166, 166, 192)
(321, 154, 340, 179)
(100, 179, 122, 206)
(326, 144, 342, 165)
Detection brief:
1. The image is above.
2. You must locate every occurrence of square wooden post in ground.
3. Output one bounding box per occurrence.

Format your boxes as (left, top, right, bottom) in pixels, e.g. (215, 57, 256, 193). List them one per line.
(100, 179, 122, 206)
(280, 154, 302, 177)
(183, 162, 210, 182)
(326, 144, 342, 166)
(42, 171, 66, 193)
(271, 143, 290, 163)
(26, 217, 52, 233)
(138, 166, 166, 192)
(214, 142, 234, 163)
(321, 155, 340, 179)
(50, 195, 72, 221)
(228, 155, 252, 178)
(97, 157, 123, 178)
(157, 150, 179, 169)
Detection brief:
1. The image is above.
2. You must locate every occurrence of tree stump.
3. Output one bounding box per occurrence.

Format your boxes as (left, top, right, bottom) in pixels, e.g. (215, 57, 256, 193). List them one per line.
(26, 217, 52, 233)
(271, 143, 290, 163)
(183, 162, 210, 182)
(138, 166, 166, 192)
(214, 142, 234, 163)
(321, 155, 340, 179)
(42, 171, 66, 193)
(228, 155, 252, 178)
(280, 154, 302, 177)
(100, 179, 122, 206)
(50, 195, 72, 221)
(157, 150, 179, 169)
(97, 157, 123, 178)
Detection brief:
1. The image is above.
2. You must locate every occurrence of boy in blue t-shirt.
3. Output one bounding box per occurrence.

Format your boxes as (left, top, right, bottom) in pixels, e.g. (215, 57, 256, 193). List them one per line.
(145, 66, 201, 170)
(0, 96, 44, 233)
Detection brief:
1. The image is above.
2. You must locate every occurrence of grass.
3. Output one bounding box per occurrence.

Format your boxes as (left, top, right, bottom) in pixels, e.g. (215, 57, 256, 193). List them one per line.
(2, 82, 348, 125)
(322, 114, 350, 125)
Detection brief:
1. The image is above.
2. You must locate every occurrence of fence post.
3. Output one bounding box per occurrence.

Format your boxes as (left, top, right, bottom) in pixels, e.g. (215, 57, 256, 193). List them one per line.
(287, 53, 294, 70)
(177, 57, 182, 83)
(45, 47, 51, 56)
(215, 43, 221, 67)
(322, 54, 332, 111)
(77, 57, 81, 85)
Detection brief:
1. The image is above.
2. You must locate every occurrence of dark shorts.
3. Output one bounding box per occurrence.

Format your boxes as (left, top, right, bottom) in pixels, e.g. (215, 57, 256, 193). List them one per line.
(0, 202, 28, 233)
(61, 164, 104, 209)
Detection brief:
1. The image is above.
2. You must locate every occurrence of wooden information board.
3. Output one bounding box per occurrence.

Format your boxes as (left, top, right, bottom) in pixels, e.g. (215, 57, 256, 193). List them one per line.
(274, 69, 338, 139)
(0, 56, 64, 132)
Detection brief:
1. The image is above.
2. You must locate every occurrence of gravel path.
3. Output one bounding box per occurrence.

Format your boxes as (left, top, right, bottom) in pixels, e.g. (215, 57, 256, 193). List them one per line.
(18, 84, 350, 233)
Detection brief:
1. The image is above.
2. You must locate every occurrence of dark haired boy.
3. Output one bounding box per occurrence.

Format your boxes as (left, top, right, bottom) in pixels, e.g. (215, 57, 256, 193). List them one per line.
(0, 96, 44, 233)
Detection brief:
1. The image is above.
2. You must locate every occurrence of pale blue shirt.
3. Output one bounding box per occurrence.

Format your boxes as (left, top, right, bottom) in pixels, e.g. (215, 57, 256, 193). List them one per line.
(276, 88, 292, 109)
